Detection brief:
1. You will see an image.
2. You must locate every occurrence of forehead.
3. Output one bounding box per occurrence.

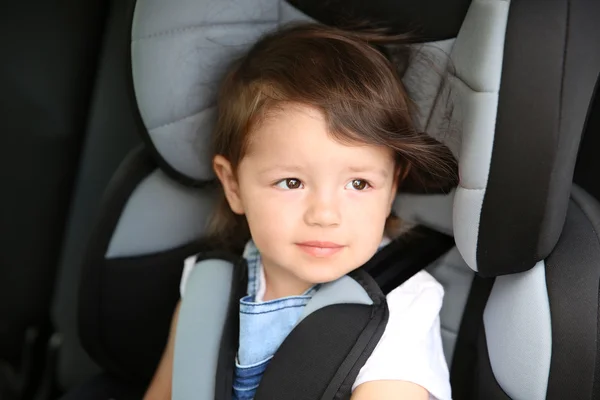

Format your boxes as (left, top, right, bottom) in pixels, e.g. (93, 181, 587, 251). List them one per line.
(244, 104, 395, 165)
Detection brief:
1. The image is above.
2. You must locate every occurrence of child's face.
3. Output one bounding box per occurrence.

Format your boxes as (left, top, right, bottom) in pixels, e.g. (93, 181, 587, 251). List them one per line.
(214, 104, 399, 297)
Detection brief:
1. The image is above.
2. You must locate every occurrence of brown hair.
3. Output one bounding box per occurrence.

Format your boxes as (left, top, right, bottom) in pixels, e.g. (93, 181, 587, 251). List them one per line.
(205, 23, 457, 251)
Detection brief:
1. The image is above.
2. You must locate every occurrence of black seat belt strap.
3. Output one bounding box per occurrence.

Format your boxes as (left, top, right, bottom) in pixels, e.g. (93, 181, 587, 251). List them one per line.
(450, 274, 495, 400)
(365, 225, 455, 294)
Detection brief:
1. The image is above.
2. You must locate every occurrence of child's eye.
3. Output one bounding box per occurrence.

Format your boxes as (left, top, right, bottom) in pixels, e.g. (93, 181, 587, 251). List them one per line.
(275, 178, 304, 190)
(345, 179, 370, 191)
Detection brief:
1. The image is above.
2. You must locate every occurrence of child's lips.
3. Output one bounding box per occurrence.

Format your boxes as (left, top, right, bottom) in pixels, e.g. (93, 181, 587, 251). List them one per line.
(296, 241, 345, 257)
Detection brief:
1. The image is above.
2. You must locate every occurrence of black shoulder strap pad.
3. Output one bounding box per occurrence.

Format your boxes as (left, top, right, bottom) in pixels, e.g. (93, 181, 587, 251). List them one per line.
(366, 226, 455, 294)
(255, 269, 387, 400)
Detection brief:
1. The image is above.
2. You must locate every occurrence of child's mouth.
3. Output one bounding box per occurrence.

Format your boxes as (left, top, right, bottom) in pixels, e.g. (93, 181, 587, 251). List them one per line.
(296, 241, 345, 257)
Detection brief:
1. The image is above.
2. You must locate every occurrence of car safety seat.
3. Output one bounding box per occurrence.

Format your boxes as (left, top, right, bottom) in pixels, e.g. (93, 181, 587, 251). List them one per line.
(60, 0, 600, 399)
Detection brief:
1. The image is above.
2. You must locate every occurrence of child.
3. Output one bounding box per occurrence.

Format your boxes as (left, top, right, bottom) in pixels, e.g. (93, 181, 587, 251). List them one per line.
(145, 23, 456, 400)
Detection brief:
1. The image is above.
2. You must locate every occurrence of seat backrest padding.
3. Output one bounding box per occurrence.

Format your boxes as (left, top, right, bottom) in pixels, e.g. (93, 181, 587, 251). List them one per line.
(483, 261, 552, 400)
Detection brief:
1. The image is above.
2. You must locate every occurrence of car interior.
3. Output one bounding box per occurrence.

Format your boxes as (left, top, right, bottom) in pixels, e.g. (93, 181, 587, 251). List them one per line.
(2, 0, 600, 399)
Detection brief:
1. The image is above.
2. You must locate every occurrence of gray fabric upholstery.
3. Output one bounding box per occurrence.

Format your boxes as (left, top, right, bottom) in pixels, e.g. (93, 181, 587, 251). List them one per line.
(394, 38, 456, 237)
(394, 191, 455, 236)
(173, 258, 234, 400)
(406, 38, 454, 112)
(483, 261, 552, 400)
(426, 248, 473, 364)
(131, 0, 314, 182)
(106, 170, 216, 258)
(449, 0, 510, 272)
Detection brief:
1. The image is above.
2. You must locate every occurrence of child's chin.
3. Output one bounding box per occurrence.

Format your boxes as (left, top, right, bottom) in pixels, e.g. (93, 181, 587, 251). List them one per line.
(298, 267, 353, 286)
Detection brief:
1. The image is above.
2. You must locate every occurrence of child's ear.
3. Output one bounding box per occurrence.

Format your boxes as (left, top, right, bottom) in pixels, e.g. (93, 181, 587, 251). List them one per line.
(213, 155, 245, 215)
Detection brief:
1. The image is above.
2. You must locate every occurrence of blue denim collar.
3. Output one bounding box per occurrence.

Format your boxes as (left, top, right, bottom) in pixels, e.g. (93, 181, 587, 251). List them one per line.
(238, 239, 319, 366)
(242, 239, 320, 302)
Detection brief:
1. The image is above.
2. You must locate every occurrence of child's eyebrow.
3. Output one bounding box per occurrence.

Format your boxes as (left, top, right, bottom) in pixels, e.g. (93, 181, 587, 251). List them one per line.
(257, 165, 305, 175)
(256, 165, 389, 179)
(346, 166, 390, 179)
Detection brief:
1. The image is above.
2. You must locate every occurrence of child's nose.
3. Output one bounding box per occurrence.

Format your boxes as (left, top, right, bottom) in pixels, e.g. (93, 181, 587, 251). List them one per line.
(303, 190, 341, 227)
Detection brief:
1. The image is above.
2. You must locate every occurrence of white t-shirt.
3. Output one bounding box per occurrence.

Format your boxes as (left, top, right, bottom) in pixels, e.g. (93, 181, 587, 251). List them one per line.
(180, 257, 451, 400)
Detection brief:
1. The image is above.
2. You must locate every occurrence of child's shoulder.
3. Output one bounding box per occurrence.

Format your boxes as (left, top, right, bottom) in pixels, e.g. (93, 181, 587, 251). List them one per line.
(388, 269, 444, 298)
(385, 270, 444, 327)
(353, 270, 451, 398)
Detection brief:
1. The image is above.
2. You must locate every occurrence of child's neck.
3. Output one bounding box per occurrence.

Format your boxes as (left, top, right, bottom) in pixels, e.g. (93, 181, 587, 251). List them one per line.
(261, 263, 313, 301)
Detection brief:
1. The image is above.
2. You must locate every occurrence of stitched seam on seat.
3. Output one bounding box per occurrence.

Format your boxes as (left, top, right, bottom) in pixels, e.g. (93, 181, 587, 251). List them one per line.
(441, 326, 458, 336)
(571, 196, 600, 248)
(458, 185, 486, 191)
(450, 72, 498, 95)
(435, 262, 476, 276)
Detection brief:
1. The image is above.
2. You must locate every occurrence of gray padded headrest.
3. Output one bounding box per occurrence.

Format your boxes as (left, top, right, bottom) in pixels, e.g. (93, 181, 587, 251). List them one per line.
(131, 0, 314, 182)
(432, 0, 510, 272)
